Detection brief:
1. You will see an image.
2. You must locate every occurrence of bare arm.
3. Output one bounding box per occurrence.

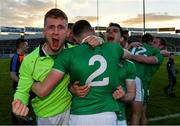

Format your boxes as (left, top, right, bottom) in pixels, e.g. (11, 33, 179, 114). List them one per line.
(32, 70, 64, 97)
(10, 72, 19, 82)
(122, 49, 133, 60)
(69, 81, 90, 98)
(85, 35, 104, 48)
(132, 55, 158, 64)
(12, 99, 29, 117)
(120, 80, 135, 102)
(112, 86, 125, 100)
(160, 50, 170, 57)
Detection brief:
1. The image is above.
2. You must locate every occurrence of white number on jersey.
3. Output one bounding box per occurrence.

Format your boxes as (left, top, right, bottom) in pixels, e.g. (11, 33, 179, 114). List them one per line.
(86, 55, 109, 87)
(131, 47, 147, 56)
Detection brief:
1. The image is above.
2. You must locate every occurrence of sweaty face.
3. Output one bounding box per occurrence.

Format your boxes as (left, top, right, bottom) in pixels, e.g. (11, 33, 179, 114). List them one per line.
(106, 26, 121, 43)
(43, 17, 68, 52)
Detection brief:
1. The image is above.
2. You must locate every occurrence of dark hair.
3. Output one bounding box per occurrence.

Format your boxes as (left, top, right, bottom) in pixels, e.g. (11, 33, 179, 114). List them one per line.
(68, 23, 74, 30)
(73, 20, 92, 38)
(141, 33, 153, 43)
(121, 35, 127, 41)
(44, 8, 68, 26)
(108, 22, 123, 36)
(16, 38, 26, 48)
(123, 30, 129, 36)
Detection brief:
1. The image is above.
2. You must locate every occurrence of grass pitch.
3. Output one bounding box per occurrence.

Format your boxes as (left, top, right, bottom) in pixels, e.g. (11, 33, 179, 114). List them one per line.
(0, 57, 180, 124)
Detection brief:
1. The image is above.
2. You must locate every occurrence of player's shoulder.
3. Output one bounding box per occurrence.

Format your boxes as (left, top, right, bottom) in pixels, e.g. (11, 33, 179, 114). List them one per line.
(23, 46, 39, 62)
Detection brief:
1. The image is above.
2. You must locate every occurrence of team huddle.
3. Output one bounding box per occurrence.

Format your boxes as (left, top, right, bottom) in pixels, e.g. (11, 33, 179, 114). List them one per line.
(11, 8, 169, 125)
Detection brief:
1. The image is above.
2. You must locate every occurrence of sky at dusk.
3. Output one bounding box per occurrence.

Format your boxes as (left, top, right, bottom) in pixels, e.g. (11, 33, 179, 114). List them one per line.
(0, 0, 180, 29)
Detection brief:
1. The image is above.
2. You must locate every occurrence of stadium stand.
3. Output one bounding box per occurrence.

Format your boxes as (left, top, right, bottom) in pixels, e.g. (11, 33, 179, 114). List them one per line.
(0, 34, 43, 58)
(1, 27, 180, 58)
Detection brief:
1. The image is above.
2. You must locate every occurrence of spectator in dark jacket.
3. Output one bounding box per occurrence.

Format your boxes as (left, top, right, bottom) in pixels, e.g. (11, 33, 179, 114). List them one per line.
(164, 53, 177, 97)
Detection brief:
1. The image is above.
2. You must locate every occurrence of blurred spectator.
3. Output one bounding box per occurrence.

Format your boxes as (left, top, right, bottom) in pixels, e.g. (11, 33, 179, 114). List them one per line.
(164, 53, 178, 97)
(10, 38, 29, 124)
(10, 38, 27, 92)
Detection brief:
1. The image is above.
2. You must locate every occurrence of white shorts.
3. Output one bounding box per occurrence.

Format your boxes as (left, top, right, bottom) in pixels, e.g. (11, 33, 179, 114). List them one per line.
(117, 120, 127, 126)
(134, 77, 144, 102)
(69, 112, 117, 125)
(37, 109, 70, 126)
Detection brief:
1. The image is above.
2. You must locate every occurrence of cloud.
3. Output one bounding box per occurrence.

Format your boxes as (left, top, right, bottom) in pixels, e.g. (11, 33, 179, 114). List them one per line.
(120, 13, 180, 26)
(69, 16, 97, 23)
(0, 0, 54, 27)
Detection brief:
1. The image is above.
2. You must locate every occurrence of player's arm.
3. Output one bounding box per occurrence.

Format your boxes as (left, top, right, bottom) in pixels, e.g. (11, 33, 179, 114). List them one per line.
(69, 81, 90, 98)
(113, 61, 136, 102)
(32, 69, 64, 98)
(84, 35, 104, 48)
(10, 72, 19, 82)
(160, 49, 170, 57)
(32, 49, 70, 97)
(12, 58, 34, 116)
(122, 49, 133, 60)
(113, 86, 125, 100)
(120, 80, 135, 102)
(132, 55, 158, 64)
(12, 99, 29, 117)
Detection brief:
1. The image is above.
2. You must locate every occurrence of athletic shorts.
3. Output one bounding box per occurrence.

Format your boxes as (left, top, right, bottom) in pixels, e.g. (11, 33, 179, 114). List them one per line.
(37, 109, 70, 125)
(134, 77, 144, 102)
(69, 112, 117, 125)
(117, 120, 127, 126)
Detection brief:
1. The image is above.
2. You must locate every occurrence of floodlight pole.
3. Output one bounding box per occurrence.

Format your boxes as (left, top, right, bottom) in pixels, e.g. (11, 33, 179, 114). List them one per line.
(96, 0, 99, 36)
(55, 0, 57, 8)
(143, 0, 146, 34)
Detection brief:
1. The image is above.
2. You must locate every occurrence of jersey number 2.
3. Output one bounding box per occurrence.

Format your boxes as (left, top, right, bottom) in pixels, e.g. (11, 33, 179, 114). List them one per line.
(86, 55, 109, 86)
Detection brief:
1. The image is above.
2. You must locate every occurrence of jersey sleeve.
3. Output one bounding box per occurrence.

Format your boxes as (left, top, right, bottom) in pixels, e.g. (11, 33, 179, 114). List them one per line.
(53, 49, 70, 73)
(10, 54, 18, 72)
(154, 53, 164, 64)
(126, 60, 136, 81)
(151, 48, 164, 64)
(14, 57, 34, 105)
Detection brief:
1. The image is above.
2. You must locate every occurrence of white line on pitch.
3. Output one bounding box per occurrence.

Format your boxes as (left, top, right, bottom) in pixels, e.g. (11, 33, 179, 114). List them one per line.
(148, 113, 180, 122)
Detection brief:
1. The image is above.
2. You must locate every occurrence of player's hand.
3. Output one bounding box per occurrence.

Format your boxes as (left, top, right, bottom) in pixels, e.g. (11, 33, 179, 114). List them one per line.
(70, 81, 90, 98)
(112, 85, 125, 100)
(12, 99, 29, 117)
(86, 35, 104, 48)
(128, 42, 142, 49)
(160, 50, 170, 57)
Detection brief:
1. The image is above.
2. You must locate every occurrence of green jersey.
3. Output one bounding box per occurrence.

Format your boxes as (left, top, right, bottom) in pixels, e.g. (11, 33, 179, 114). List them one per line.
(53, 42, 124, 115)
(143, 52, 164, 90)
(14, 46, 72, 117)
(130, 43, 160, 81)
(117, 60, 136, 121)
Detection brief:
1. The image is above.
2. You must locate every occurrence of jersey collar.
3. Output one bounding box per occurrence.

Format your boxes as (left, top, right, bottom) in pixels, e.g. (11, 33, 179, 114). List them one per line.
(39, 44, 46, 57)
